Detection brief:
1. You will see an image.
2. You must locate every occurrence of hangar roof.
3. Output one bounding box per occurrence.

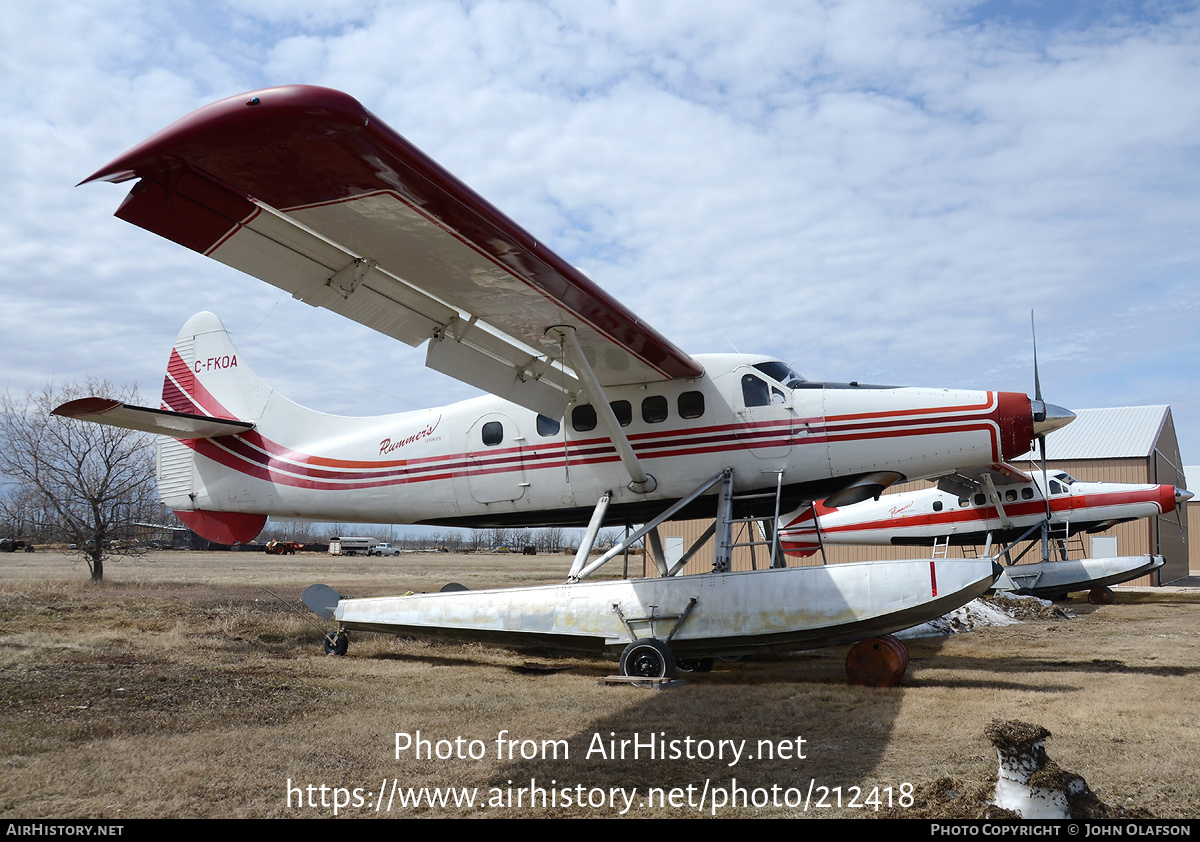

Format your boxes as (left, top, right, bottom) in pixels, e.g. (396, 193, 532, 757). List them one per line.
(1017, 405, 1171, 460)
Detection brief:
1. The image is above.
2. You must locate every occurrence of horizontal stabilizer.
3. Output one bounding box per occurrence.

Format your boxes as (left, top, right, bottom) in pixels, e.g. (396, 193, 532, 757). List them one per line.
(52, 397, 254, 438)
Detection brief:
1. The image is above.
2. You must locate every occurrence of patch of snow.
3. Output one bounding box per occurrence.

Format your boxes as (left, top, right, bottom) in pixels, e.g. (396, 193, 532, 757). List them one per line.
(895, 598, 1023, 639)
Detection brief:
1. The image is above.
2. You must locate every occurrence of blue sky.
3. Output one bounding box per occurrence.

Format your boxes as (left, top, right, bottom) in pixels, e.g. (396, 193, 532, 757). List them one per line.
(2, 0, 1198, 471)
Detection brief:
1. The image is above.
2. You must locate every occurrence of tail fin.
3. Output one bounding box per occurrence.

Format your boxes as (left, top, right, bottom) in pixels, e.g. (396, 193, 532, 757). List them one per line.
(160, 311, 273, 423)
(158, 313, 270, 544)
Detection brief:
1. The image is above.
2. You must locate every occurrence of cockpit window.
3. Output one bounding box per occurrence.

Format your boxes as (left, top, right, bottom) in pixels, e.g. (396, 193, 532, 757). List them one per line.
(742, 374, 771, 408)
(1054, 472, 1076, 485)
(752, 362, 806, 389)
(1049, 480, 1066, 495)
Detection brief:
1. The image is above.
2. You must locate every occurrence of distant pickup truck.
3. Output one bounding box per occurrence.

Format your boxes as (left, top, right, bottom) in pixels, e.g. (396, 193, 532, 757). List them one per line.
(371, 543, 401, 557)
(329, 536, 378, 556)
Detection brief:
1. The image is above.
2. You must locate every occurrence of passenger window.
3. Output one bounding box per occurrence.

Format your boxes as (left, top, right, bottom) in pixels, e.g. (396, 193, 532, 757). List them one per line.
(610, 400, 632, 427)
(678, 391, 705, 419)
(481, 421, 503, 446)
(536, 415, 560, 437)
(974, 493, 986, 506)
(741, 374, 770, 407)
(958, 498, 969, 508)
(642, 395, 668, 423)
(1021, 487, 1033, 500)
(1005, 489, 1017, 502)
(572, 404, 597, 432)
(933, 500, 943, 512)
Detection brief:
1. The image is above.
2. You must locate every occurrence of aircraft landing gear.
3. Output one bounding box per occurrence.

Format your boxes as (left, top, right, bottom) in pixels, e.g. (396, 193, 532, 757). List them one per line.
(676, 657, 715, 673)
(845, 634, 909, 687)
(1088, 586, 1114, 605)
(323, 630, 349, 656)
(619, 639, 676, 679)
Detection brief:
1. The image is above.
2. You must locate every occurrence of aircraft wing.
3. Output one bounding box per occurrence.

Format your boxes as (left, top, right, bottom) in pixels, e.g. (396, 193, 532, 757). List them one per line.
(82, 86, 703, 418)
(935, 462, 1034, 498)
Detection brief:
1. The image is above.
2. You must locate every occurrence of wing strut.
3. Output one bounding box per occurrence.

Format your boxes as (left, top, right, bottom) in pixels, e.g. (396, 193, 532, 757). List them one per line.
(549, 325, 657, 494)
(568, 469, 729, 582)
(981, 474, 1013, 529)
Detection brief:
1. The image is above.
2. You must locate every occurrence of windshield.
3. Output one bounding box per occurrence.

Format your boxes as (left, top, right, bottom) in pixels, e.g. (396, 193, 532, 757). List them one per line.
(753, 361, 806, 389)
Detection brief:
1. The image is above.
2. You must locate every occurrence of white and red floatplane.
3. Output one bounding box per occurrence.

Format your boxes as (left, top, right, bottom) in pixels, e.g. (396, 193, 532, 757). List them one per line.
(779, 465, 1190, 601)
(61, 86, 1077, 683)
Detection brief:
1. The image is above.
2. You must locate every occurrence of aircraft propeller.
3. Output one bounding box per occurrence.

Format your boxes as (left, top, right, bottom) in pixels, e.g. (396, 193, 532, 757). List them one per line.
(1031, 311, 1052, 524)
(1029, 311, 1075, 440)
(1163, 484, 1193, 547)
(1028, 310, 1080, 561)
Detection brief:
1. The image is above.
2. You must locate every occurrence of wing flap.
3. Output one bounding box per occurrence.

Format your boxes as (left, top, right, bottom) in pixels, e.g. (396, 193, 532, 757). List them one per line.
(936, 462, 1034, 497)
(219, 205, 459, 347)
(426, 333, 577, 419)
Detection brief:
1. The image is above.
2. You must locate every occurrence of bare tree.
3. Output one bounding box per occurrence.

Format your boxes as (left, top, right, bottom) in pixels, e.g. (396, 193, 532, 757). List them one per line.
(532, 526, 565, 553)
(596, 527, 622, 551)
(0, 380, 157, 581)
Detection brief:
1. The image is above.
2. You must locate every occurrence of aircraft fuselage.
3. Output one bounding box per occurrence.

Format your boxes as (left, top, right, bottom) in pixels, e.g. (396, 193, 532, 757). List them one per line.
(158, 315, 1038, 542)
(779, 472, 1186, 555)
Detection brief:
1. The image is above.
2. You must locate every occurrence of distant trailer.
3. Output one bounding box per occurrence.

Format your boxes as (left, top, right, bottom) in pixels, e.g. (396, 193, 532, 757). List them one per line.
(329, 537, 378, 557)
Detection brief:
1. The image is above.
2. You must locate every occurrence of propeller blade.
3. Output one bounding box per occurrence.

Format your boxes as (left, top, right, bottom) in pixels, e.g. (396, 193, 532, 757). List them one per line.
(1031, 310, 1043, 403)
(1030, 311, 1052, 524)
(1172, 487, 1192, 542)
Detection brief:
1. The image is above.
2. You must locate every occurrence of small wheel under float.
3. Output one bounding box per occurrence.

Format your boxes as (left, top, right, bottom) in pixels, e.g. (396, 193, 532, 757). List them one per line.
(1088, 586, 1115, 605)
(323, 630, 349, 656)
(845, 634, 909, 687)
(676, 657, 715, 673)
(619, 639, 677, 679)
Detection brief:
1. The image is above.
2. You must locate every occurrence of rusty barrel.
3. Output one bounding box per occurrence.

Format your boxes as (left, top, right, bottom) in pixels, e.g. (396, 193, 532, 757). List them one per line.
(846, 634, 910, 687)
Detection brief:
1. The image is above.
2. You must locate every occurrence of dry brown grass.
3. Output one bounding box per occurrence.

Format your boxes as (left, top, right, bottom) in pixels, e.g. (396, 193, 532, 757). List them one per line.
(1, 550, 1198, 818)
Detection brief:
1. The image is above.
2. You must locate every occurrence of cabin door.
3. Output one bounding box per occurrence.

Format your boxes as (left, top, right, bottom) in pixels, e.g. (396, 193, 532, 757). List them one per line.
(733, 367, 794, 459)
(465, 412, 527, 504)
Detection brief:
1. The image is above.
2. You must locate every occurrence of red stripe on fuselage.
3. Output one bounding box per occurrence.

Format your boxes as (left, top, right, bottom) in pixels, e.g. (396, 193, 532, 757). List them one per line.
(810, 489, 1167, 538)
(163, 363, 1011, 492)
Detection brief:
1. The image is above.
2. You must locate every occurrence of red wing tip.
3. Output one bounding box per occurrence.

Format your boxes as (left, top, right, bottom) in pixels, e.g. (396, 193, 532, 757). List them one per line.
(80, 85, 369, 186)
(52, 397, 122, 418)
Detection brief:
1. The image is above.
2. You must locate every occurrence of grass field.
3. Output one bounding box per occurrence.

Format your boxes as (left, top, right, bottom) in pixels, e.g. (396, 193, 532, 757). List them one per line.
(1, 550, 1197, 818)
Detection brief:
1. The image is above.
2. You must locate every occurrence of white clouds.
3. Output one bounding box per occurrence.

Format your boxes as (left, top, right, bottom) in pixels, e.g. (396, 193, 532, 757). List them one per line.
(2, 0, 1198, 458)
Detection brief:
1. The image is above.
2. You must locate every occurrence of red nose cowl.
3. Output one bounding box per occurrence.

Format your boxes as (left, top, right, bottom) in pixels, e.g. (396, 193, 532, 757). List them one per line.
(997, 392, 1035, 462)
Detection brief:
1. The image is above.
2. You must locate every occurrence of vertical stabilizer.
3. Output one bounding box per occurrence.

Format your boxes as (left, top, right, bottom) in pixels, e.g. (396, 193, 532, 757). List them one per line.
(157, 312, 269, 544)
(161, 311, 272, 422)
